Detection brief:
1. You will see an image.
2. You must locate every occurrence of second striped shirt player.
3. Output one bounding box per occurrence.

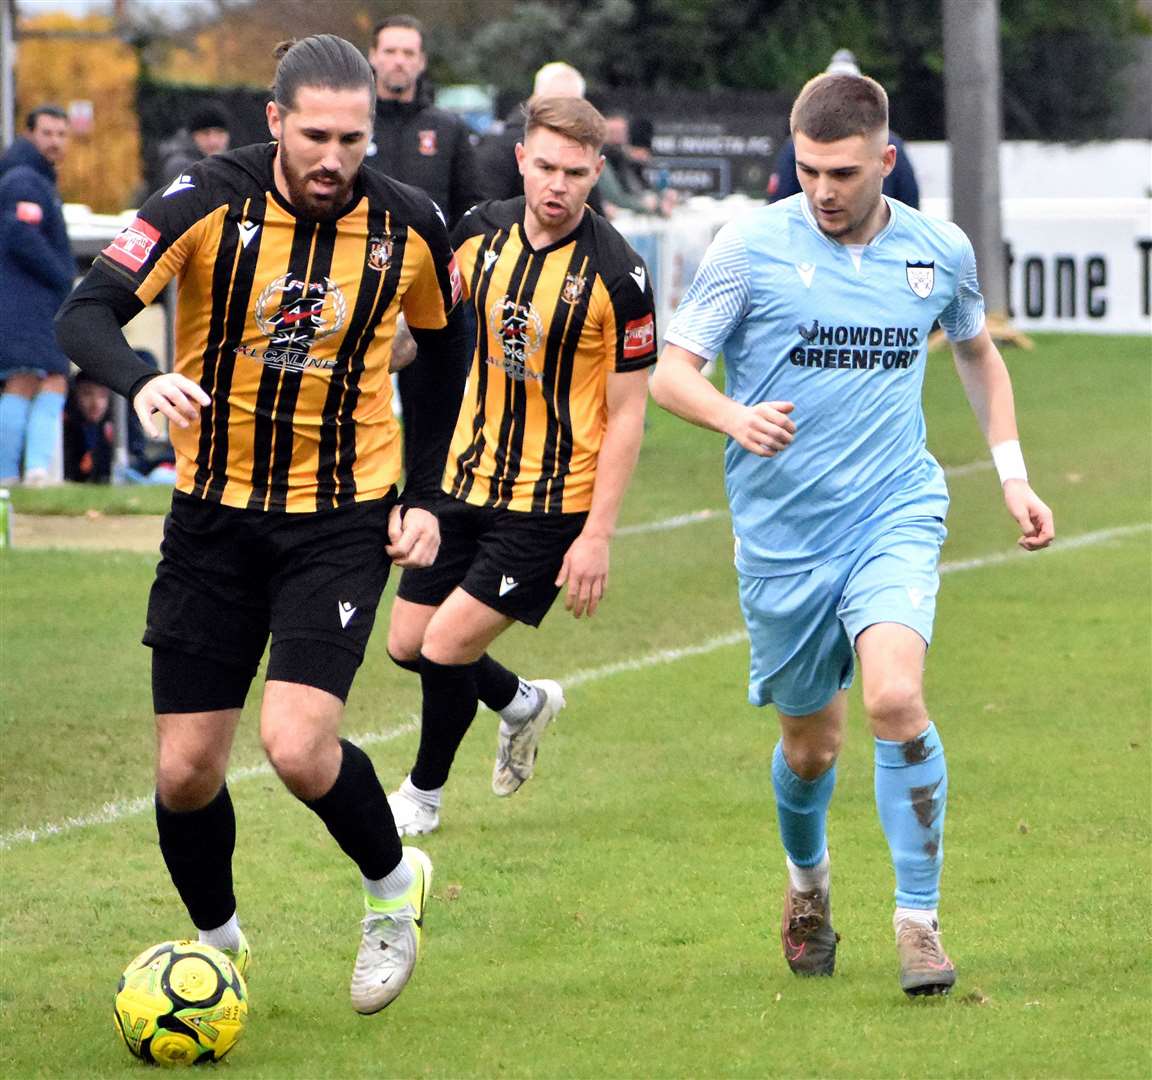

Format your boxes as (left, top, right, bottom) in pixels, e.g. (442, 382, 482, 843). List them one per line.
(385, 95, 658, 836)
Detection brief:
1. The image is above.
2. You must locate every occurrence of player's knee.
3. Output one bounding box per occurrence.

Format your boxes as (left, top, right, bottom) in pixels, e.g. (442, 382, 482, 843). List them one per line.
(863, 679, 927, 736)
(261, 725, 323, 789)
(420, 621, 478, 666)
(155, 749, 227, 810)
(386, 620, 423, 666)
(784, 736, 841, 779)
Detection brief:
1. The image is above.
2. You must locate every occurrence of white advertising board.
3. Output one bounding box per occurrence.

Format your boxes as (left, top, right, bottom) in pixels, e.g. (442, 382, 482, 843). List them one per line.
(620, 195, 1152, 336)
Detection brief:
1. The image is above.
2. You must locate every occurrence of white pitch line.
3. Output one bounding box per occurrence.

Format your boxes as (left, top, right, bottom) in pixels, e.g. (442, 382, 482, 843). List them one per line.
(943, 459, 995, 478)
(617, 460, 993, 537)
(0, 721, 417, 852)
(940, 522, 1149, 574)
(618, 509, 724, 536)
(3, 522, 1147, 853)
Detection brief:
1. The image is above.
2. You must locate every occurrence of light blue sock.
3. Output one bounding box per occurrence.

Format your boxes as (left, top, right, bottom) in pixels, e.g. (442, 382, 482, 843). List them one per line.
(874, 721, 947, 909)
(771, 740, 836, 867)
(0, 393, 31, 479)
(23, 389, 66, 474)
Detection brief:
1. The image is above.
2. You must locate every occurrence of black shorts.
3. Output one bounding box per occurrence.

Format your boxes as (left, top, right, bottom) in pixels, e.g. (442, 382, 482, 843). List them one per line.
(397, 498, 587, 627)
(145, 490, 396, 707)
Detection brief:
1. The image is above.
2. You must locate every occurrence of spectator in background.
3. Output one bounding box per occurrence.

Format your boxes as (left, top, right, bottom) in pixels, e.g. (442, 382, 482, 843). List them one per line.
(63, 358, 176, 485)
(0, 105, 74, 486)
(365, 14, 481, 412)
(365, 14, 480, 229)
(158, 102, 232, 183)
(63, 371, 114, 483)
(768, 50, 920, 209)
(599, 111, 678, 218)
(475, 61, 604, 214)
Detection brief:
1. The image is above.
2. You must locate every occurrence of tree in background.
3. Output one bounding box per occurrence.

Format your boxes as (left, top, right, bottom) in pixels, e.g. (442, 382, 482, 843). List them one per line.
(17, 0, 1146, 213)
(13, 12, 140, 213)
(448, 0, 1149, 140)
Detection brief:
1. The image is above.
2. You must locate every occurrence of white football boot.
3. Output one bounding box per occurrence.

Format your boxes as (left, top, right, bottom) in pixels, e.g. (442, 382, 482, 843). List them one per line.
(350, 847, 432, 1015)
(492, 679, 566, 796)
(387, 788, 440, 837)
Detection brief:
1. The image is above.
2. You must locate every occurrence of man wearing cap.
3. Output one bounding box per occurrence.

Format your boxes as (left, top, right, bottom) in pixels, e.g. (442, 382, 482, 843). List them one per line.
(159, 103, 232, 184)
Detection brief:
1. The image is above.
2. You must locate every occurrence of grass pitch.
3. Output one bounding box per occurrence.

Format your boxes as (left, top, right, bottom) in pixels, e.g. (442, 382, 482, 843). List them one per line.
(1, 334, 1149, 1078)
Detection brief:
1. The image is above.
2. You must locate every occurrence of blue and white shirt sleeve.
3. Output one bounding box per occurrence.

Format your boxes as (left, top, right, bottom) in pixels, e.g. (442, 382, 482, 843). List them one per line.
(664, 223, 752, 362)
(938, 235, 985, 342)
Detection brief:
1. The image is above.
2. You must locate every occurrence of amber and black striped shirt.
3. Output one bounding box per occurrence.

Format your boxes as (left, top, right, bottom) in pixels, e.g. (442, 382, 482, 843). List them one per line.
(445, 198, 657, 514)
(88, 143, 460, 512)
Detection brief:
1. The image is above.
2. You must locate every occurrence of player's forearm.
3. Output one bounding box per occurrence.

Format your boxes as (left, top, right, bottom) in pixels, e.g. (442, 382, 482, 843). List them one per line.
(952, 332, 1020, 446)
(582, 402, 646, 539)
(651, 349, 740, 437)
(55, 291, 157, 401)
(401, 303, 473, 506)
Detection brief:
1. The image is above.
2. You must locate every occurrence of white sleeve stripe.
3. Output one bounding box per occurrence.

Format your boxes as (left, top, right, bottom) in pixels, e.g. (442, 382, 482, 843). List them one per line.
(662, 330, 718, 362)
(940, 241, 985, 342)
(944, 315, 986, 344)
(664, 226, 751, 355)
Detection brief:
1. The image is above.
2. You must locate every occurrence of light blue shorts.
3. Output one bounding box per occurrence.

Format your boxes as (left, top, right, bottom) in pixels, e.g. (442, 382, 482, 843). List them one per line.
(737, 517, 947, 715)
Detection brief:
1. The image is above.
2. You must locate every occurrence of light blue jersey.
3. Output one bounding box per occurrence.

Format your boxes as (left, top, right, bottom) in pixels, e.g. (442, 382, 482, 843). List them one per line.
(665, 194, 984, 577)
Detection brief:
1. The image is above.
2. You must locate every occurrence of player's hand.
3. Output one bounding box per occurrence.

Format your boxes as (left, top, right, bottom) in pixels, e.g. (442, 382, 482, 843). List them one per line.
(133, 373, 210, 438)
(387, 505, 441, 568)
(726, 400, 796, 457)
(389, 318, 419, 373)
(556, 533, 610, 618)
(1002, 480, 1055, 551)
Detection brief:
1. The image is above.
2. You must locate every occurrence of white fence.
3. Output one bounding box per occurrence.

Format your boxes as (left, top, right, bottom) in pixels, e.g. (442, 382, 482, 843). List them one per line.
(617, 194, 1152, 336)
(66, 182, 1152, 343)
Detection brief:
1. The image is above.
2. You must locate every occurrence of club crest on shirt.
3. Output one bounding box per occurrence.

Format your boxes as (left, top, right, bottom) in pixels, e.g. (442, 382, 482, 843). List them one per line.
(906, 260, 935, 298)
(561, 273, 587, 305)
(488, 295, 544, 382)
(418, 129, 438, 156)
(367, 233, 393, 273)
(240, 274, 347, 371)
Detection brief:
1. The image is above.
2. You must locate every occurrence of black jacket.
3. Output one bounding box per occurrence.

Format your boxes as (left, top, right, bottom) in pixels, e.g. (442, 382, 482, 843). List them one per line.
(366, 92, 481, 228)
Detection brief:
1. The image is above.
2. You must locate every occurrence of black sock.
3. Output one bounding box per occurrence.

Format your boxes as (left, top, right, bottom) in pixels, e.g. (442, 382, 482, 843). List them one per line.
(303, 740, 401, 880)
(411, 655, 479, 790)
(388, 651, 421, 675)
(473, 653, 519, 712)
(155, 785, 237, 931)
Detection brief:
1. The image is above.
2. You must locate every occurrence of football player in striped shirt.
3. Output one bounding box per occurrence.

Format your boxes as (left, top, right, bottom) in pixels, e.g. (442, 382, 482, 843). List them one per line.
(385, 96, 657, 836)
(56, 35, 470, 1016)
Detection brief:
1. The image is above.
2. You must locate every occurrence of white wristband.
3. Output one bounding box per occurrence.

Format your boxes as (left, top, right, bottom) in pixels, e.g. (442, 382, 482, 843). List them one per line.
(991, 440, 1028, 484)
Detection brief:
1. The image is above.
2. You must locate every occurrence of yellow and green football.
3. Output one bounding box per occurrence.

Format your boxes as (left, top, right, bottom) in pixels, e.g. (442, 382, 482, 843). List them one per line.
(113, 940, 248, 1066)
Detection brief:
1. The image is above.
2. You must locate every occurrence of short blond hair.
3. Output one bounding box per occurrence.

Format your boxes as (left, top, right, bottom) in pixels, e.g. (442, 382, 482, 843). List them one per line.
(523, 96, 606, 152)
(790, 73, 888, 141)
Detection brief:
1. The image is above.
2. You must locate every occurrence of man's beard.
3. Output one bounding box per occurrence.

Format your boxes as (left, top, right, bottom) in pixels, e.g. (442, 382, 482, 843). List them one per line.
(279, 142, 355, 220)
(384, 67, 413, 96)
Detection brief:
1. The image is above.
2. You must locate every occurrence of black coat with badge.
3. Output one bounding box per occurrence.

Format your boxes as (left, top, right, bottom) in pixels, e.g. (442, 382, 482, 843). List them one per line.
(366, 91, 481, 228)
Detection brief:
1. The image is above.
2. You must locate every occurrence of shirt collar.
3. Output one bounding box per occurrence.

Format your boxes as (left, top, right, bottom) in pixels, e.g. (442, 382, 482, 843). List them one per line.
(798, 193, 899, 250)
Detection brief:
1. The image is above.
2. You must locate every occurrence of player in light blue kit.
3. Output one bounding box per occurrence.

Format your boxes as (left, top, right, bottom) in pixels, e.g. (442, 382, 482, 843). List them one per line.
(651, 73, 1054, 996)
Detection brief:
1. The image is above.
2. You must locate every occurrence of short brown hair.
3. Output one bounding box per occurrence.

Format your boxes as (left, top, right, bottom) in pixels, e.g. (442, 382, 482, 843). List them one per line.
(372, 14, 425, 48)
(790, 73, 888, 141)
(523, 96, 606, 151)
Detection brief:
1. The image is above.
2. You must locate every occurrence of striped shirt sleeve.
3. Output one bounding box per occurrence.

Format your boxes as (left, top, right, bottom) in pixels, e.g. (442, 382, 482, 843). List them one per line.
(664, 222, 751, 361)
(938, 235, 985, 342)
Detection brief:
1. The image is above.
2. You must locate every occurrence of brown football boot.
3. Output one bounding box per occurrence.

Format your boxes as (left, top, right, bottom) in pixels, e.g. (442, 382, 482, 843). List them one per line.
(895, 918, 956, 996)
(781, 884, 839, 976)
